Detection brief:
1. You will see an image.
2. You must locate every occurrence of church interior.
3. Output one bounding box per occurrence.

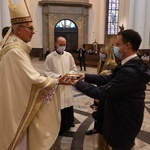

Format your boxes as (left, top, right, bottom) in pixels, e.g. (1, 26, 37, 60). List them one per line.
(0, 0, 150, 149)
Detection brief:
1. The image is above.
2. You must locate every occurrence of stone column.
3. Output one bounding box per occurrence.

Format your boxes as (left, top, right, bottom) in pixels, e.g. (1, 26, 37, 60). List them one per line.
(49, 13, 55, 52)
(0, 0, 10, 41)
(145, 0, 150, 49)
(129, 0, 147, 48)
(0, 1, 2, 41)
(42, 6, 49, 53)
(98, 0, 106, 44)
(1, 0, 10, 28)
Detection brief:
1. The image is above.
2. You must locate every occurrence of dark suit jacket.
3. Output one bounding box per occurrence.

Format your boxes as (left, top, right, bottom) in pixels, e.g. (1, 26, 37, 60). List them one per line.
(77, 48, 86, 60)
(75, 57, 150, 149)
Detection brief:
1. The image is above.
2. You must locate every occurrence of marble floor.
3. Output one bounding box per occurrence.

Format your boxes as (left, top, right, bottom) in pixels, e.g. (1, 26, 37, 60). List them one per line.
(32, 58, 150, 150)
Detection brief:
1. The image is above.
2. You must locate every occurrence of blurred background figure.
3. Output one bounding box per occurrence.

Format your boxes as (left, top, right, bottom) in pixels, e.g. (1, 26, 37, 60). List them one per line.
(137, 50, 142, 59)
(141, 52, 149, 61)
(2, 26, 10, 38)
(44, 47, 50, 59)
(77, 46, 86, 71)
(0, 26, 10, 46)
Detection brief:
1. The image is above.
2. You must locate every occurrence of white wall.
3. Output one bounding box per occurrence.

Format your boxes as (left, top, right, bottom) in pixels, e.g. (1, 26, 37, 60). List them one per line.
(1, 0, 150, 49)
(88, 0, 106, 44)
(31, 0, 106, 47)
(119, 0, 130, 30)
(0, 0, 43, 48)
(0, 1, 2, 41)
(0, 0, 10, 41)
(29, 0, 43, 48)
(120, 0, 150, 49)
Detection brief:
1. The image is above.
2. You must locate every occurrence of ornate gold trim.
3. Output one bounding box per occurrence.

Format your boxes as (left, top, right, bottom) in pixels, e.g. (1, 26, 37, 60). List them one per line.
(11, 17, 32, 25)
(9, 77, 58, 149)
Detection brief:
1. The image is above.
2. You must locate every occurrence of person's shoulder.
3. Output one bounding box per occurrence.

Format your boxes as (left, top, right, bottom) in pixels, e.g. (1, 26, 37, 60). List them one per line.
(121, 61, 140, 74)
(64, 52, 75, 59)
(115, 66, 138, 80)
(49, 51, 55, 55)
(109, 59, 117, 65)
(3, 35, 15, 46)
(64, 51, 69, 53)
(46, 51, 55, 58)
(64, 51, 71, 55)
(3, 36, 22, 52)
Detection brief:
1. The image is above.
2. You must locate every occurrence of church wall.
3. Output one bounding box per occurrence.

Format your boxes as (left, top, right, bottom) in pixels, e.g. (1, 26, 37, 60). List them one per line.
(0, 1, 2, 37)
(41, 3, 90, 52)
(29, 0, 43, 48)
(0, 0, 108, 47)
(88, 0, 106, 44)
(47, 0, 89, 2)
(1, 0, 150, 51)
(88, 0, 100, 44)
(29, 0, 91, 49)
(0, 0, 10, 40)
(144, 0, 150, 49)
(0, 0, 102, 47)
(130, 0, 147, 49)
(29, 0, 150, 52)
(121, 0, 150, 49)
(119, 0, 130, 30)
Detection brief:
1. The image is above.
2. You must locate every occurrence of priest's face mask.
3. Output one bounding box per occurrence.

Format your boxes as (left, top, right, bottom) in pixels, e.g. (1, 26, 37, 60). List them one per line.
(16, 22, 35, 43)
(55, 37, 66, 53)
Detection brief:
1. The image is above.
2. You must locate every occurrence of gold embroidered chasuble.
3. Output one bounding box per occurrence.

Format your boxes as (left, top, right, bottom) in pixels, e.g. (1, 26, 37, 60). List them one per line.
(0, 35, 61, 150)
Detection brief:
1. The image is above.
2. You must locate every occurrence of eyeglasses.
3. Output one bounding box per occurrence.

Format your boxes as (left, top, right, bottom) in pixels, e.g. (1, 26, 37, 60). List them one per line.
(20, 25, 34, 32)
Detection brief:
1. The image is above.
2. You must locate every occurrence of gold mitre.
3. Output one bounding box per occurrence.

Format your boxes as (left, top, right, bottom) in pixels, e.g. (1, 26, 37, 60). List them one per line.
(8, 0, 32, 25)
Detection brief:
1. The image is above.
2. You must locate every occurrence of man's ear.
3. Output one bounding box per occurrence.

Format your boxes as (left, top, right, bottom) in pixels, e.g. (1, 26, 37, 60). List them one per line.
(126, 42, 131, 49)
(16, 25, 21, 34)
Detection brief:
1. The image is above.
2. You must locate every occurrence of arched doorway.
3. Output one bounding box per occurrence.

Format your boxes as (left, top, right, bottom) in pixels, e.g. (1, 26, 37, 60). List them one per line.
(55, 19, 78, 53)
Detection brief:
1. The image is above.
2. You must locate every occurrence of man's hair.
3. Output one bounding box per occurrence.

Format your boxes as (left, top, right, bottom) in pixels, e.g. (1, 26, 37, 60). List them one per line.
(55, 36, 66, 42)
(12, 23, 29, 34)
(118, 29, 142, 51)
(2, 26, 10, 38)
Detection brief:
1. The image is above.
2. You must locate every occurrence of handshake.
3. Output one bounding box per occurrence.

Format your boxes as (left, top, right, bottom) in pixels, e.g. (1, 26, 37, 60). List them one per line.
(58, 73, 85, 86)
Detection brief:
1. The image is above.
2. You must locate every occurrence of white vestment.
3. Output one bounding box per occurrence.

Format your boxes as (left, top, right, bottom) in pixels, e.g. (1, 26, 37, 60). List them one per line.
(0, 35, 61, 150)
(45, 51, 77, 109)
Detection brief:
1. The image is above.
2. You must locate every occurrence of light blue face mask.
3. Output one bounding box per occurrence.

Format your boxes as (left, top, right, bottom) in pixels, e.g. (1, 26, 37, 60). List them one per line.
(113, 46, 123, 59)
(99, 53, 106, 60)
(56, 46, 66, 54)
